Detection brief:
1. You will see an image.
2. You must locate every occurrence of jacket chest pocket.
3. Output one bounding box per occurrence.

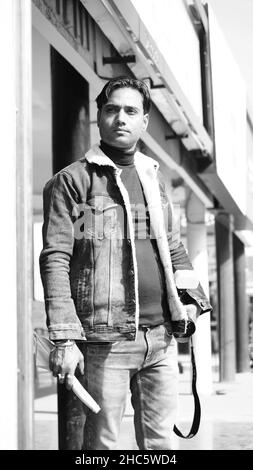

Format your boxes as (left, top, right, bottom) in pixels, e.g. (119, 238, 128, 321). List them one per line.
(84, 196, 120, 240)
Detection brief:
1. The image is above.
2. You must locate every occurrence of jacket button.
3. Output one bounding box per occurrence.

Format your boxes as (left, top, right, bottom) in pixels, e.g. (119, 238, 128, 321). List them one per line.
(129, 269, 134, 275)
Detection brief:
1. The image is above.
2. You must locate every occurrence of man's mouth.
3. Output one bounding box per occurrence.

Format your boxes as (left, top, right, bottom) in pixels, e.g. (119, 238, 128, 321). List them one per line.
(113, 128, 129, 133)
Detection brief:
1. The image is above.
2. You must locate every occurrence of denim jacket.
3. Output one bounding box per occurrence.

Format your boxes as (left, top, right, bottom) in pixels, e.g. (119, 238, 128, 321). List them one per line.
(40, 144, 212, 342)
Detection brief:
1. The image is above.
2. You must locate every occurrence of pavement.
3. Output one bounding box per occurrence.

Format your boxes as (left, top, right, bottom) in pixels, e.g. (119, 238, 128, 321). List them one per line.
(34, 352, 253, 451)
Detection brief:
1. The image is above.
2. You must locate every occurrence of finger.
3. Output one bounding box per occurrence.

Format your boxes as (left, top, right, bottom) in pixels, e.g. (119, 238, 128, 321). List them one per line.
(186, 304, 197, 322)
(78, 356, 85, 375)
(49, 353, 60, 377)
(65, 373, 74, 391)
(49, 354, 55, 372)
(57, 372, 66, 384)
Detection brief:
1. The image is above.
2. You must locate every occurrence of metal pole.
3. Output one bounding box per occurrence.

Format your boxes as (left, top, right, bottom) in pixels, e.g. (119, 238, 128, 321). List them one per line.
(0, 0, 19, 449)
(16, 0, 34, 449)
(233, 234, 249, 372)
(215, 213, 236, 382)
(186, 190, 213, 396)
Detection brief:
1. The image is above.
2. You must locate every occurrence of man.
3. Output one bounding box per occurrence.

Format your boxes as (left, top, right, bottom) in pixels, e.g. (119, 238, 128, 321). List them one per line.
(40, 77, 211, 450)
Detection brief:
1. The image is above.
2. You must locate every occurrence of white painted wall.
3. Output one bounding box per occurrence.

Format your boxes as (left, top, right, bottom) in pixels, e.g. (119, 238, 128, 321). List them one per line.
(131, 0, 203, 122)
(0, 0, 18, 449)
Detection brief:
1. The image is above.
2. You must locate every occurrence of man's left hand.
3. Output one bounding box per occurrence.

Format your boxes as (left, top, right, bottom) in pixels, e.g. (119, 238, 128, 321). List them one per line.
(175, 303, 200, 343)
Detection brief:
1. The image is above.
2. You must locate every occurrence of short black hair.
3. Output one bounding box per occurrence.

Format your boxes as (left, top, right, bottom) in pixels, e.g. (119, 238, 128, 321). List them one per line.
(96, 76, 151, 114)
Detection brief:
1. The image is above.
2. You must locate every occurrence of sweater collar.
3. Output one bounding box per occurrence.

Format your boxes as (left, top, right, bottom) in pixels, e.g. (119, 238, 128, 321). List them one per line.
(99, 141, 135, 166)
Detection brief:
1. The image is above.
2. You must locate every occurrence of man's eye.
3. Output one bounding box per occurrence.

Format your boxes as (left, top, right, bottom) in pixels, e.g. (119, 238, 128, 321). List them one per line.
(127, 109, 137, 115)
(105, 107, 115, 113)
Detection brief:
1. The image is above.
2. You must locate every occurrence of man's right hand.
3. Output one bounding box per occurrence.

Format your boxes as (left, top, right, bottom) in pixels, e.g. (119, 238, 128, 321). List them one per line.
(49, 341, 85, 390)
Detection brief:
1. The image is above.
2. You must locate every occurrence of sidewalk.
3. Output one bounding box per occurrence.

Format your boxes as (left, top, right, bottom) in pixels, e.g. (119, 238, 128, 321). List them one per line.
(34, 355, 253, 450)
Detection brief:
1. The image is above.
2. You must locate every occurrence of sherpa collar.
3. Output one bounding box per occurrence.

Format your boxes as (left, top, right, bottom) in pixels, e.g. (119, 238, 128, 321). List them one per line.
(85, 144, 159, 173)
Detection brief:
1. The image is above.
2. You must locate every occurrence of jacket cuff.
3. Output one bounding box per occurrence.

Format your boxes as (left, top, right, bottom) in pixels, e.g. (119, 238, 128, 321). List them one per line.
(180, 290, 212, 315)
(48, 323, 86, 341)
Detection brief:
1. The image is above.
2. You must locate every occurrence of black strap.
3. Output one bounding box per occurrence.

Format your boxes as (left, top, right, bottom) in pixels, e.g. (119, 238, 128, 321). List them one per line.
(173, 338, 201, 438)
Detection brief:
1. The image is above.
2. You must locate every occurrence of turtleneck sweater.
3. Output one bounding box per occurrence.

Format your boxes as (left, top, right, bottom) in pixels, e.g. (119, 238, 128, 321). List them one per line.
(100, 140, 135, 166)
(99, 141, 169, 326)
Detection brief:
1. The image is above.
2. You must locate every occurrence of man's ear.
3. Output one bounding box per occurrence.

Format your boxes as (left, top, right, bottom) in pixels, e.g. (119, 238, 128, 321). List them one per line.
(97, 109, 101, 128)
(143, 113, 149, 131)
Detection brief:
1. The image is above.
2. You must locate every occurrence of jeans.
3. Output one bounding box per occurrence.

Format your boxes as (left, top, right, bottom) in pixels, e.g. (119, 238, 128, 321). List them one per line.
(81, 323, 178, 450)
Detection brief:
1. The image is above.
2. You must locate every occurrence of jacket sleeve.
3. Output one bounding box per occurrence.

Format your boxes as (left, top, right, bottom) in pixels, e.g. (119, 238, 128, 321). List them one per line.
(158, 171, 212, 316)
(168, 236, 212, 315)
(39, 171, 86, 341)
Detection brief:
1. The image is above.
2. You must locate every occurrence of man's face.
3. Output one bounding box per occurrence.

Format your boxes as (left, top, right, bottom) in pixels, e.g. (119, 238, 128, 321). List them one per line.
(97, 87, 149, 149)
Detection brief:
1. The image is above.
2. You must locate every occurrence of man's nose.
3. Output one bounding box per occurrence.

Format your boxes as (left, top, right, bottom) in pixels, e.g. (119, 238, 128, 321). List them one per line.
(115, 108, 126, 124)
